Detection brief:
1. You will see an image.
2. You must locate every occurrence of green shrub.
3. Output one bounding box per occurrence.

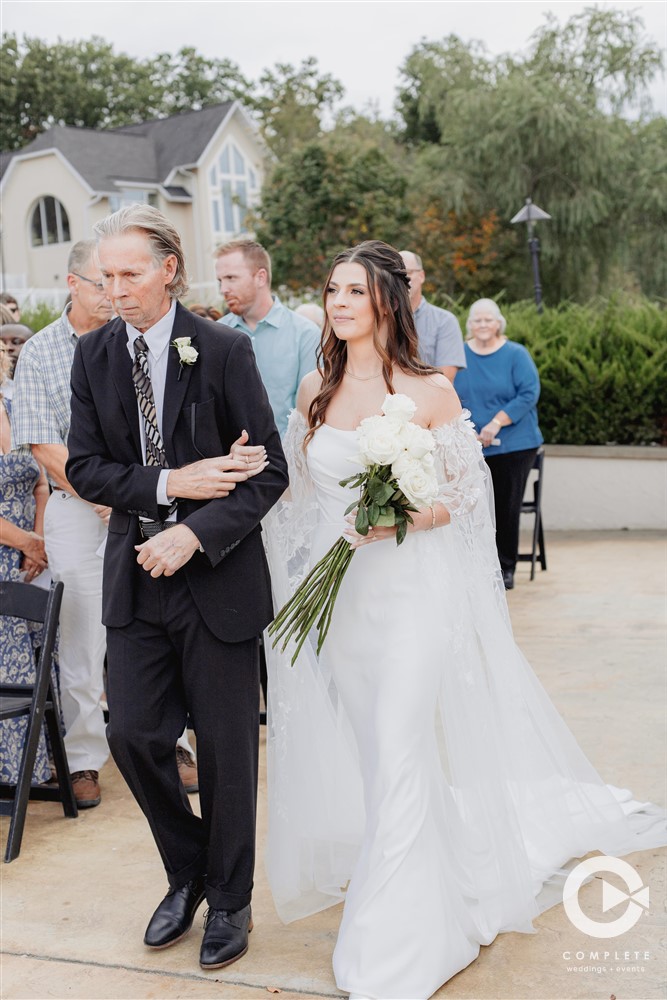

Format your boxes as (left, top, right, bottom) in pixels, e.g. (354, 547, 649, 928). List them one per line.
(20, 302, 61, 333)
(448, 298, 667, 446)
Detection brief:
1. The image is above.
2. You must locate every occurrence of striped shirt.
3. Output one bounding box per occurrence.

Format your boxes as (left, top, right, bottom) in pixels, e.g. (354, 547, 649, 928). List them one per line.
(11, 306, 79, 484)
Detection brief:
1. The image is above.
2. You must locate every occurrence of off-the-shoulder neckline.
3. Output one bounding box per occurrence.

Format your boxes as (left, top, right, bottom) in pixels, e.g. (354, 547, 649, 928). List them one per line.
(288, 409, 471, 434)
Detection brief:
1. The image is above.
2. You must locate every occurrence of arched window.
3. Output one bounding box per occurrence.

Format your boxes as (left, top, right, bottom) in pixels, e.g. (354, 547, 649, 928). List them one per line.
(209, 143, 258, 237)
(30, 197, 71, 247)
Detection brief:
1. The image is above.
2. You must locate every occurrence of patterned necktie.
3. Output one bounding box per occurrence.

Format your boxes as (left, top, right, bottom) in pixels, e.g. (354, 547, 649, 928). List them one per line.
(132, 335, 167, 467)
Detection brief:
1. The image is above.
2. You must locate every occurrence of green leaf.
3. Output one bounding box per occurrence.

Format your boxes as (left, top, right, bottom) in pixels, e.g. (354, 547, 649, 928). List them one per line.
(396, 520, 408, 545)
(355, 505, 369, 534)
(376, 509, 396, 526)
(367, 477, 395, 505)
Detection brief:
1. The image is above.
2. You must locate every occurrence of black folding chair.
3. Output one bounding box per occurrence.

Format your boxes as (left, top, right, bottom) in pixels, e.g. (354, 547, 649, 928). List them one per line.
(517, 447, 547, 581)
(0, 580, 77, 862)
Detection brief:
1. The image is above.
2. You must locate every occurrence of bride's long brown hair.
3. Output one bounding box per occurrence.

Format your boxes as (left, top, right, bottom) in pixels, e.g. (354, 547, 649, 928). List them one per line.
(306, 241, 439, 444)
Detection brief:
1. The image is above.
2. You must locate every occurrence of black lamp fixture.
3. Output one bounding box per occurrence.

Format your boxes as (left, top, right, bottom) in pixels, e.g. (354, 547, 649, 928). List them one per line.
(510, 198, 551, 312)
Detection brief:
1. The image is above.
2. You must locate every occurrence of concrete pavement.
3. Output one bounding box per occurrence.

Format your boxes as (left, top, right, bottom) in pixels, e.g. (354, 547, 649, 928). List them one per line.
(1, 531, 665, 1000)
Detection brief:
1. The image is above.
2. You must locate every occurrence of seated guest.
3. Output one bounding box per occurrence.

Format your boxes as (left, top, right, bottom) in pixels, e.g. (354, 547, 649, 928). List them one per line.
(0, 293, 21, 322)
(188, 303, 209, 318)
(0, 324, 35, 382)
(0, 342, 53, 786)
(295, 302, 324, 329)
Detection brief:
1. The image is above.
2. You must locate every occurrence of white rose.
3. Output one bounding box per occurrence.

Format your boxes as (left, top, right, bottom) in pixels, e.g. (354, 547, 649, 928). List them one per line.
(173, 337, 191, 349)
(398, 421, 435, 460)
(179, 345, 198, 364)
(381, 393, 417, 425)
(357, 414, 403, 466)
(397, 464, 439, 506)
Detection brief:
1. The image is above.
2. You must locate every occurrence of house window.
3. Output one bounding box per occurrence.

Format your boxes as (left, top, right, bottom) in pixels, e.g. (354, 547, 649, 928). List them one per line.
(108, 189, 158, 213)
(209, 142, 257, 236)
(30, 197, 71, 247)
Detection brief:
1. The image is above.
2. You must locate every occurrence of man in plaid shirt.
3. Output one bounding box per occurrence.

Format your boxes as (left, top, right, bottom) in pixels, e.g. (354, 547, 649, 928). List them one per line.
(11, 240, 113, 808)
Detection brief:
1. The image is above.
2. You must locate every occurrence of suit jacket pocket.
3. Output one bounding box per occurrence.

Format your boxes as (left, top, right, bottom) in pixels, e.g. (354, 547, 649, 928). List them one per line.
(108, 510, 131, 534)
(189, 398, 224, 458)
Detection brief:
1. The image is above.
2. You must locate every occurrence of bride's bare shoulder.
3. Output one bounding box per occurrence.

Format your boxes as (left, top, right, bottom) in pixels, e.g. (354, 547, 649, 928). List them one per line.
(296, 368, 324, 417)
(398, 371, 462, 426)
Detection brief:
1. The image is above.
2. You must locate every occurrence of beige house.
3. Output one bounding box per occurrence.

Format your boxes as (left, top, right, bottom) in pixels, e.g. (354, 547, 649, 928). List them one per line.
(0, 101, 267, 307)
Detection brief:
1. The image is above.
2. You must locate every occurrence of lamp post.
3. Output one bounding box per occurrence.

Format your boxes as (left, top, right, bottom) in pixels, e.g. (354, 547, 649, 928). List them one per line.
(510, 198, 551, 312)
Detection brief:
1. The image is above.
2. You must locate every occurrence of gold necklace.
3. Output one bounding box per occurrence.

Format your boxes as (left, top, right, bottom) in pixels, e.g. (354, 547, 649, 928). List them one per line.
(345, 368, 382, 381)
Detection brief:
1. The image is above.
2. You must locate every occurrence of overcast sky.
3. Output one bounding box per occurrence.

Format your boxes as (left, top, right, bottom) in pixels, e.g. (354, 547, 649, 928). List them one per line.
(4, 0, 666, 116)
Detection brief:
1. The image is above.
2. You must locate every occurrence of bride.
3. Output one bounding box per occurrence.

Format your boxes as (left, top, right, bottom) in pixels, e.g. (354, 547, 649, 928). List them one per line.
(263, 241, 665, 1000)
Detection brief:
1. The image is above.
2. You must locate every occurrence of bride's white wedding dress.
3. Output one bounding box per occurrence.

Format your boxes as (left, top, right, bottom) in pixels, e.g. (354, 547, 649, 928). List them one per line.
(264, 409, 665, 1000)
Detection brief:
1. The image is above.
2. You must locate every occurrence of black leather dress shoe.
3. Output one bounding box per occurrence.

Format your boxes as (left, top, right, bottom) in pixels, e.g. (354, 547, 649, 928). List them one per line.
(502, 569, 515, 590)
(199, 904, 253, 969)
(144, 876, 206, 949)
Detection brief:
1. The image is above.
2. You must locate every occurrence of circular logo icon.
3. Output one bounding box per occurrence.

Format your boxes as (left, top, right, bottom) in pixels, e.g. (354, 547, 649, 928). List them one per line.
(563, 856, 650, 938)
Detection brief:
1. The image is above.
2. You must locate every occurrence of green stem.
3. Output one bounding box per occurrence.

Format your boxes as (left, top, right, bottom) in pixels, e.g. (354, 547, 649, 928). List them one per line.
(315, 548, 354, 654)
(269, 536, 354, 663)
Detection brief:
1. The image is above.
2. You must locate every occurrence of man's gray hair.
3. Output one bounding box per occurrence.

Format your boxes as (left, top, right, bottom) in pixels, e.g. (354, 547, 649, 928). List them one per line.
(67, 239, 98, 275)
(466, 298, 507, 337)
(398, 250, 423, 270)
(94, 205, 189, 299)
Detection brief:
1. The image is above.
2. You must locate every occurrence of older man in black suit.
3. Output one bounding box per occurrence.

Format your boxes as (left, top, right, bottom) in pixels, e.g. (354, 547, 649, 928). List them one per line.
(66, 205, 288, 970)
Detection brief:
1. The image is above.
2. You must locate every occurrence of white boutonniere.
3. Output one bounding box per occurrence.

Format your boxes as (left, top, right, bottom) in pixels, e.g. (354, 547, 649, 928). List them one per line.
(172, 337, 198, 379)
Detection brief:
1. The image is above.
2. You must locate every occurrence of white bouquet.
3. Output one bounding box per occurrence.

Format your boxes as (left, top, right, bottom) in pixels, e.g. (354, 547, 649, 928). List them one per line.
(269, 395, 438, 664)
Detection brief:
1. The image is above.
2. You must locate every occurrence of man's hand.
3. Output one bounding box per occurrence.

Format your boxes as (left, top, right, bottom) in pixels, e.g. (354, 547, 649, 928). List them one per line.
(92, 504, 112, 525)
(166, 432, 268, 500)
(135, 524, 201, 578)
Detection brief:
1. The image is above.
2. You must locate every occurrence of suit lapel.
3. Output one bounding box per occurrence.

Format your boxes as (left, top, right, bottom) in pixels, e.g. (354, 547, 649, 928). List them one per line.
(162, 303, 198, 463)
(106, 320, 142, 460)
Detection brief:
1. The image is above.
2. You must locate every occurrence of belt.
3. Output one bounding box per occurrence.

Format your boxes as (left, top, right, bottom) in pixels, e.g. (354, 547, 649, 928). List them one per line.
(138, 519, 178, 539)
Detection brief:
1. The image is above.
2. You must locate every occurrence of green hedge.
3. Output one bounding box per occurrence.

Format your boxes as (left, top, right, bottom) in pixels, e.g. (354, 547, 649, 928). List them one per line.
(17, 297, 667, 446)
(446, 298, 667, 446)
(19, 302, 61, 333)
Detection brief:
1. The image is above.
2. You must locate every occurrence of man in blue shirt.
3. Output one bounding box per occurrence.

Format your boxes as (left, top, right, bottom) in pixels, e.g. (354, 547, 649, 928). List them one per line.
(215, 240, 319, 437)
(399, 250, 466, 383)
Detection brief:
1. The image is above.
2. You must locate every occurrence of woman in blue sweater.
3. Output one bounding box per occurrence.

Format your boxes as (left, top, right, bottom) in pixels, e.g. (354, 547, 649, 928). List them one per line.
(454, 299, 543, 589)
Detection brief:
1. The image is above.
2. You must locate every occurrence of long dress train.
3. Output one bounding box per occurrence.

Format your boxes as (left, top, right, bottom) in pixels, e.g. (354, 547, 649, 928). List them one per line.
(264, 409, 666, 1000)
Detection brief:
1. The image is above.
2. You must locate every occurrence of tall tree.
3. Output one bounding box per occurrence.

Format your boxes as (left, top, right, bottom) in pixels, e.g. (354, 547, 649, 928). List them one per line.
(254, 138, 410, 289)
(0, 34, 249, 150)
(395, 8, 665, 302)
(250, 57, 344, 157)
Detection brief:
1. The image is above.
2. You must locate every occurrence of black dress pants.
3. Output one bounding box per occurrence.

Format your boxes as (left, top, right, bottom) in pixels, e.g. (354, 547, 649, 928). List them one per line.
(105, 566, 260, 912)
(485, 447, 538, 574)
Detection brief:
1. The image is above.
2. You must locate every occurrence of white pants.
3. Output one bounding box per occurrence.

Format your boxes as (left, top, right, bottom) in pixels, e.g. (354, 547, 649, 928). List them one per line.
(44, 491, 109, 773)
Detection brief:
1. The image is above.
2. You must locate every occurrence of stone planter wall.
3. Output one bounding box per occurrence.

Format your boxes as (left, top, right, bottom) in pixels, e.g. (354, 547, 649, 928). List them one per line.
(531, 445, 666, 530)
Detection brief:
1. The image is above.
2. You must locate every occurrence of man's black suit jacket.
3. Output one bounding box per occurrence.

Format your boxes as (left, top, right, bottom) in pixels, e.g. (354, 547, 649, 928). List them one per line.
(66, 302, 288, 643)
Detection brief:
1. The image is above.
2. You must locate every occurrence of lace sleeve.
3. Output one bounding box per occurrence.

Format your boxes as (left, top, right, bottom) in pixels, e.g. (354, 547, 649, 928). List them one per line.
(432, 410, 488, 520)
(281, 409, 314, 503)
(432, 410, 507, 614)
(262, 409, 319, 600)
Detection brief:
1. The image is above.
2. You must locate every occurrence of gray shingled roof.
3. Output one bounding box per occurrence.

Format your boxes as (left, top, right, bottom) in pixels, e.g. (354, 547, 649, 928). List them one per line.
(113, 102, 234, 178)
(1, 103, 235, 190)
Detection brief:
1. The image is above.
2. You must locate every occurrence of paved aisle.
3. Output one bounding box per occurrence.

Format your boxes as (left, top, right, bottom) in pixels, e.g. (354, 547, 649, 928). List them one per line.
(2, 532, 665, 1000)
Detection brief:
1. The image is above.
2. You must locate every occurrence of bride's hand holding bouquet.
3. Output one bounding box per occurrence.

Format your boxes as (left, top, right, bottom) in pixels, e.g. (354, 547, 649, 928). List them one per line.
(269, 393, 439, 664)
